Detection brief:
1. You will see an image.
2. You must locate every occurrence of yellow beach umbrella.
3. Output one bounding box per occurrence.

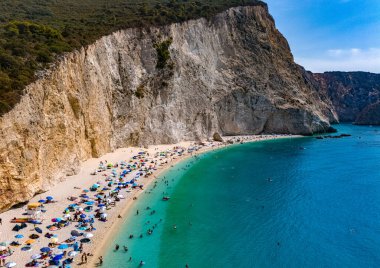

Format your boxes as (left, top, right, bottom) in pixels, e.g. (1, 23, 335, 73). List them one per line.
(25, 239, 35, 244)
(50, 237, 58, 243)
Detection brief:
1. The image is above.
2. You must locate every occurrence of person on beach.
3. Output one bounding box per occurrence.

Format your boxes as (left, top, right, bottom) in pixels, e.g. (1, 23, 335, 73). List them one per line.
(98, 256, 103, 265)
(115, 244, 120, 251)
(81, 252, 87, 263)
(123, 246, 128, 252)
(0, 217, 2, 225)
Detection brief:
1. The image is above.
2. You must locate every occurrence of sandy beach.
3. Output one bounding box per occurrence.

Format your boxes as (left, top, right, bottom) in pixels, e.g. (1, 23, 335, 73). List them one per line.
(0, 134, 298, 268)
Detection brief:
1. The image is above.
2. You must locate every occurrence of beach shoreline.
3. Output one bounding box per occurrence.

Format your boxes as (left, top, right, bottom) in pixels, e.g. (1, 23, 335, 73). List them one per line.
(83, 134, 300, 268)
(0, 134, 300, 268)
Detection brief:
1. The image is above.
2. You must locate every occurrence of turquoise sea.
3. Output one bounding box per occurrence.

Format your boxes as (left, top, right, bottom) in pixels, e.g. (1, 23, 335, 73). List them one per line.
(104, 125, 380, 267)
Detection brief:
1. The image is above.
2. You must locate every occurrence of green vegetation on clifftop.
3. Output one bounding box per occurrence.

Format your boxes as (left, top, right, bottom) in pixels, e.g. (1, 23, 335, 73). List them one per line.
(0, 0, 265, 115)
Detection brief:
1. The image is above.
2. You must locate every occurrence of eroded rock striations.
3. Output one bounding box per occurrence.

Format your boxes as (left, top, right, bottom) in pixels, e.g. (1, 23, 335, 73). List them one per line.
(313, 71, 380, 124)
(0, 4, 337, 212)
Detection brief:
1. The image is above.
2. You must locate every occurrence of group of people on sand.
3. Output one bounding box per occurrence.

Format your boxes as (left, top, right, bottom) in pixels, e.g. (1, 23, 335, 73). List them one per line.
(3, 138, 259, 267)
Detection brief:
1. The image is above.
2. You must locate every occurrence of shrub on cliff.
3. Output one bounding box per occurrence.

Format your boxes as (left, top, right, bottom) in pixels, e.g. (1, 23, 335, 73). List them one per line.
(0, 0, 264, 115)
(154, 38, 173, 69)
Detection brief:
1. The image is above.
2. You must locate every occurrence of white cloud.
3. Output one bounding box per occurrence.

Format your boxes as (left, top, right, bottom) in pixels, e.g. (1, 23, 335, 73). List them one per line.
(296, 48, 380, 73)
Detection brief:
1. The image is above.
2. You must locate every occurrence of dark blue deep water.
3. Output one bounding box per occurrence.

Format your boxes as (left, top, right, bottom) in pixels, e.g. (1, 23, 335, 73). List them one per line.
(105, 125, 380, 267)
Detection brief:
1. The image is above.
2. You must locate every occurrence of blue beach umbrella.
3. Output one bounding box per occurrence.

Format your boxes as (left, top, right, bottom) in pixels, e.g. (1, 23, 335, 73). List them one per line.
(53, 255, 63, 261)
(38, 199, 46, 203)
(46, 196, 53, 200)
(15, 234, 24, 239)
(51, 260, 60, 266)
(80, 214, 86, 219)
(84, 201, 94, 205)
(40, 247, 51, 252)
(58, 244, 69, 249)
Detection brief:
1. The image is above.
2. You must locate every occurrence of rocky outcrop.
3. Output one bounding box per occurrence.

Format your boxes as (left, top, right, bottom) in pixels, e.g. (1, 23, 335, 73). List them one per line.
(213, 132, 224, 142)
(0, 4, 337, 212)
(313, 72, 380, 124)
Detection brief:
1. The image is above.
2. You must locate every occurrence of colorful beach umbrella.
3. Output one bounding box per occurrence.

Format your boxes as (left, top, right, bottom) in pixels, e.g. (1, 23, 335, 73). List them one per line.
(15, 234, 23, 239)
(5, 262, 16, 268)
(46, 196, 53, 200)
(24, 239, 35, 244)
(49, 226, 58, 231)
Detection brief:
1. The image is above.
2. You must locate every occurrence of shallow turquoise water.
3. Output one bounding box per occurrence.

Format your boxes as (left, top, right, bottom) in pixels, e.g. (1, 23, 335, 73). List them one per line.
(104, 125, 380, 267)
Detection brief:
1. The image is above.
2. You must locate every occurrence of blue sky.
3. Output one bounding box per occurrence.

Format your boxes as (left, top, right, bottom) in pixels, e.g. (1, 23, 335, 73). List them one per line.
(265, 0, 380, 73)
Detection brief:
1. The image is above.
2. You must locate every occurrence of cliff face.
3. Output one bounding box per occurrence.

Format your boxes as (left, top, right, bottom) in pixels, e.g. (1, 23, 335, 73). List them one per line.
(0, 5, 337, 212)
(355, 102, 380, 125)
(313, 72, 380, 124)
